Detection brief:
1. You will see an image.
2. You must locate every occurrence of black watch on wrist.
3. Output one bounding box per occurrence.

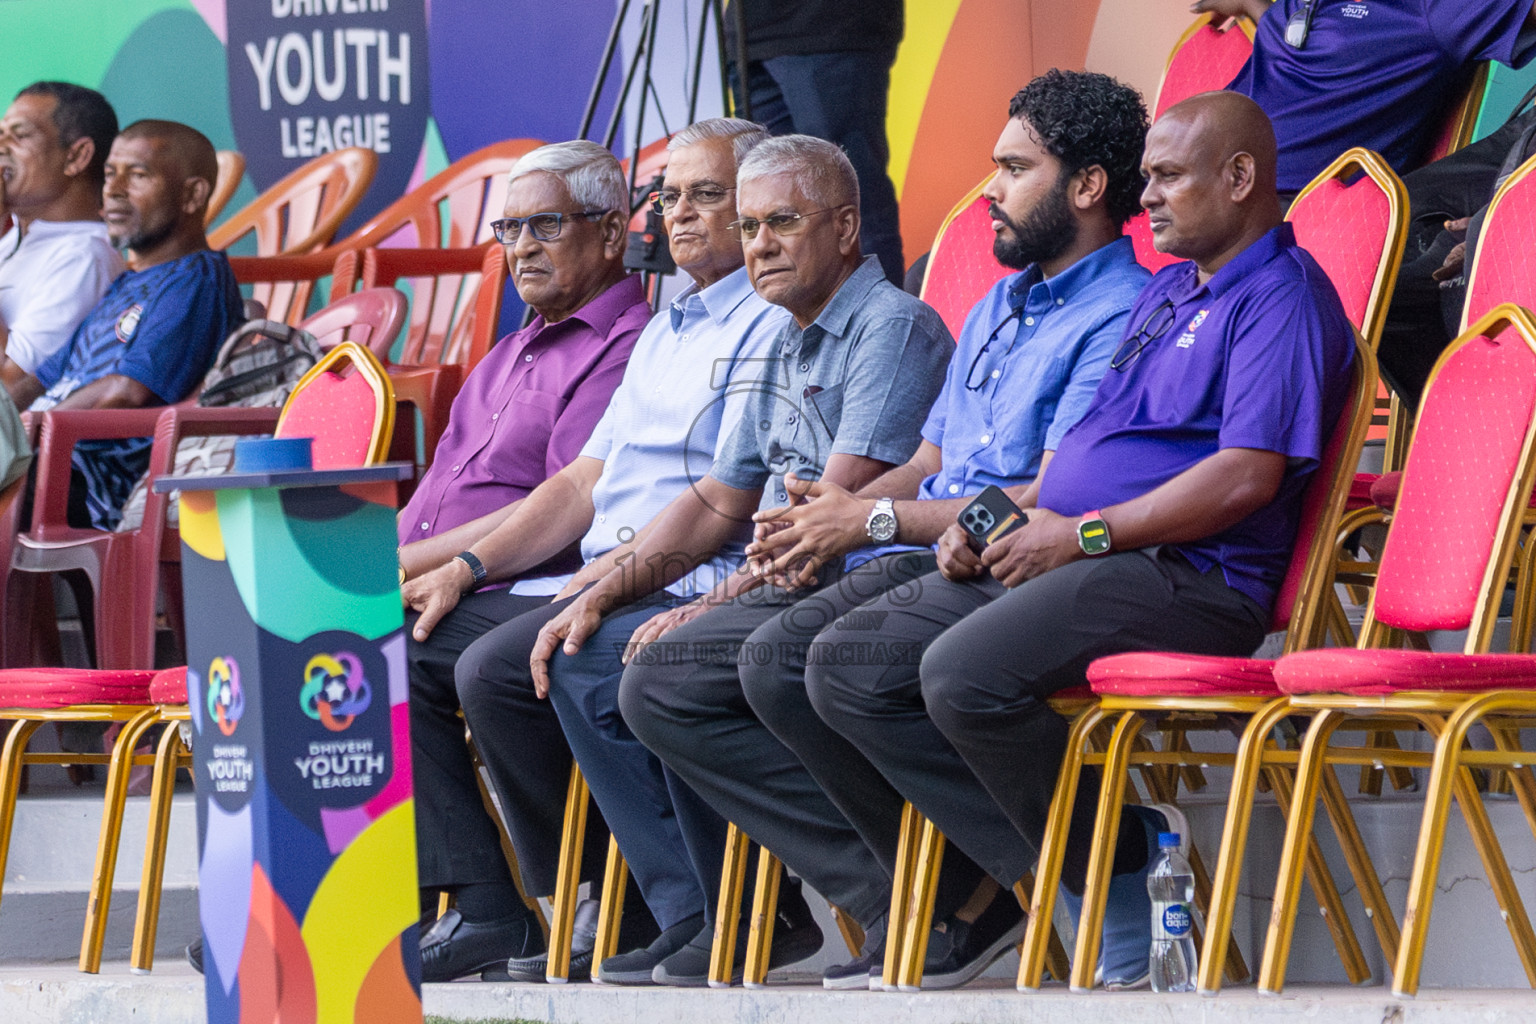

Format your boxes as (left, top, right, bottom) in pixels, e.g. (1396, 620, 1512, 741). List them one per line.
(454, 550, 488, 588)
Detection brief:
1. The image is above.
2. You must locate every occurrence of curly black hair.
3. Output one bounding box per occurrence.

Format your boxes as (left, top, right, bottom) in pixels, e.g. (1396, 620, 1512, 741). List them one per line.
(1007, 69, 1148, 229)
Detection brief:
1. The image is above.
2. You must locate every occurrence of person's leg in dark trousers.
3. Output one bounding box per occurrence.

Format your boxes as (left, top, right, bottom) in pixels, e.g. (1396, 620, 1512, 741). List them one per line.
(454, 597, 612, 903)
(741, 551, 988, 918)
(807, 570, 1036, 888)
(920, 550, 1265, 892)
(407, 589, 553, 903)
(1382, 107, 1536, 405)
(539, 591, 728, 931)
(734, 50, 906, 285)
(621, 579, 891, 929)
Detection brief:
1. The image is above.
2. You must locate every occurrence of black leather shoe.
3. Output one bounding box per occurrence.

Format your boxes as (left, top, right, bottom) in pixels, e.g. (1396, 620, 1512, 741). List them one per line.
(597, 911, 703, 985)
(652, 880, 824, 987)
(187, 936, 204, 975)
(419, 907, 541, 983)
(501, 898, 601, 983)
(921, 891, 1027, 990)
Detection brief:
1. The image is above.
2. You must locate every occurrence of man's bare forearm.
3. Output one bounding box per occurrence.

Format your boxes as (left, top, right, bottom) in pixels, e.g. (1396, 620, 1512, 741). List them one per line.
(463, 457, 603, 583)
(399, 500, 522, 581)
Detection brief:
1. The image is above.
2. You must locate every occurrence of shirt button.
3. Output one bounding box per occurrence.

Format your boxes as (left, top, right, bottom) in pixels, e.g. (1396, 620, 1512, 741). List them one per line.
(452, 465, 461, 472)
(787, 415, 797, 424)
(948, 484, 959, 495)
(980, 434, 991, 444)
(420, 522, 430, 531)
(1056, 298, 1065, 306)
(991, 369, 1001, 379)
(799, 363, 809, 372)
(492, 412, 499, 420)
(524, 354, 533, 362)
(597, 514, 606, 523)
(682, 333, 690, 341)
(1024, 316, 1035, 326)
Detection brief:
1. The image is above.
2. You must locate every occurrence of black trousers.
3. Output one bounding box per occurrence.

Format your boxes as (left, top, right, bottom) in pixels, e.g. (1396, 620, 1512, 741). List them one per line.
(620, 552, 989, 930)
(1380, 107, 1536, 405)
(807, 549, 1266, 895)
(407, 588, 609, 897)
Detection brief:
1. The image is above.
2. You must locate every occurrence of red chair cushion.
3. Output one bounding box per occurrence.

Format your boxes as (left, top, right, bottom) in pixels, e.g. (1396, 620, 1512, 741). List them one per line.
(277, 369, 378, 469)
(1274, 647, 1536, 696)
(1089, 652, 1280, 697)
(923, 195, 1010, 341)
(0, 668, 154, 708)
(149, 666, 188, 705)
(1349, 472, 1380, 510)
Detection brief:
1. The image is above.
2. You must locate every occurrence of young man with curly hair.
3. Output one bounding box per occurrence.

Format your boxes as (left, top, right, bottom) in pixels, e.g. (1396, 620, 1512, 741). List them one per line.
(619, 70, 1152, 990)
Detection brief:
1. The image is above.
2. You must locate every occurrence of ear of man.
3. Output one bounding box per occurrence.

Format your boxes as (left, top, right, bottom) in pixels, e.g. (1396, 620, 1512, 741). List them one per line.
(1070, 164, 1109, 213)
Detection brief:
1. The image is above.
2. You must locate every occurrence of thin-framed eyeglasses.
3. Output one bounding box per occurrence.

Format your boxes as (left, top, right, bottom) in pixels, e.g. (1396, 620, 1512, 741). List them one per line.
(1109, 298, 1177, 371)
(963, 307, 1025, 391)
(648, 184, 736, 215)
(490, 209, 609, 244)
(728, 205, 848, 242)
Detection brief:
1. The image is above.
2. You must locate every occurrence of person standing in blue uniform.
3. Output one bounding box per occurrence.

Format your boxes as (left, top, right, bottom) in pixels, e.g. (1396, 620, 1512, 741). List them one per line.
(14, 119, 243, 530)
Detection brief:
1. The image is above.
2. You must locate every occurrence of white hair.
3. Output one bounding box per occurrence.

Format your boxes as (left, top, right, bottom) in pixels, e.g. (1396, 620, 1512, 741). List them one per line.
(507, 140, 628, 213)
(736, 134, 859, 209)
(668, 117, 769, 165)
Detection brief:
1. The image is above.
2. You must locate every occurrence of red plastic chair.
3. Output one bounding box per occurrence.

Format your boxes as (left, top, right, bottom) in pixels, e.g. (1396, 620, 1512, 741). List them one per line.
(1261, 304, 1536, 997)
(204, 151, 245, 228)
(1126, 12, 1256, 273)
(298, 286, 407, 359)
(225, 138, 542, 327)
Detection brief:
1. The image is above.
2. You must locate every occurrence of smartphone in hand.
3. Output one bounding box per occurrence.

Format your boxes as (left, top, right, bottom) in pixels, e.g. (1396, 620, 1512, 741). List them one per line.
(958, 485, 1028, 551)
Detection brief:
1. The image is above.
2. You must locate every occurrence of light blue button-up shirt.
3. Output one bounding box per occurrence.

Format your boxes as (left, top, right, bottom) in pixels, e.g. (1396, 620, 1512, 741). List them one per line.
(917, 236, 1149, 502)
(531, 265, 789, 598)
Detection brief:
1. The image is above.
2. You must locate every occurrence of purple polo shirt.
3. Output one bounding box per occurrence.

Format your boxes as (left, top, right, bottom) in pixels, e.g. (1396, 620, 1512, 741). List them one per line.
(1039, 224, 1354, 613)
(398, 274, 650, 559)
(1228, 0, 1536, 193)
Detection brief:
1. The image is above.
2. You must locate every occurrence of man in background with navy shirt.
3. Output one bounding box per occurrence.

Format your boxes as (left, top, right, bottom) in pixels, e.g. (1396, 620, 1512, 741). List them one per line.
(11, 119, 242, 530)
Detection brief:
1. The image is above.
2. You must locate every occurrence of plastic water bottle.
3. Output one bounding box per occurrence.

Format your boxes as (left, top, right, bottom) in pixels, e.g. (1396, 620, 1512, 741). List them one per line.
(1147, 831, 1197, 992)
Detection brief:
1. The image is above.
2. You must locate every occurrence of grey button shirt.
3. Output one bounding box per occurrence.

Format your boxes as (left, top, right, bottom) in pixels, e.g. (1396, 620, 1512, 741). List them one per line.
(710, 255, 955, 507)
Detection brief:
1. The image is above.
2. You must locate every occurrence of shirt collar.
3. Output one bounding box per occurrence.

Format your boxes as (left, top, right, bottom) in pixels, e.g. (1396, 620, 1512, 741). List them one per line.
(528, 273, 647, 338)
(671, 264, 757, 331)
(20, 218, 112, 241)
(810, 254, 886, 338)
(1194, 222, 1296, 301)
(1007, 235, 1138, 311)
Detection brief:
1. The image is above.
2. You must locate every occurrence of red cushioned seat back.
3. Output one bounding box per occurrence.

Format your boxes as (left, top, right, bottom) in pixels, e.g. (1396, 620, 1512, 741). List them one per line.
(1285, 150, 1406, 348)
(1152, 16, 1254, 121)
(0, 668, 154, 709)
(920, 183, 1009, 342)
(273, 340, 394, 470)
(1463, 153, 1536, 329)
(1372, 310, 1536, 639)
(149, 665, 188, 705)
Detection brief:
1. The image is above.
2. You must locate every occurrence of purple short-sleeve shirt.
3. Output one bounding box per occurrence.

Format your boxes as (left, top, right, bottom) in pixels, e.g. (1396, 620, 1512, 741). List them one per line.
(1039, 224, 1355, 613)
(398, 273, 650, 553)
(1228, 0, 1536, 193)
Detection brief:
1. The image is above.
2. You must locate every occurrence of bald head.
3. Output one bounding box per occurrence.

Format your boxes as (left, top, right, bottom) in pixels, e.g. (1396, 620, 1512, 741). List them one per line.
(102, 119, 218, 266)
(118, 119, 218, 188)
(1140, 90, 1283, 279)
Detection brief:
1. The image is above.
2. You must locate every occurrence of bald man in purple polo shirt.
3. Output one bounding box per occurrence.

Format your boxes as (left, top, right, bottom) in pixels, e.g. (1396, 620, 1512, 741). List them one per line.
(805, 92, 1354, 989)
(395, 139, 650, 982)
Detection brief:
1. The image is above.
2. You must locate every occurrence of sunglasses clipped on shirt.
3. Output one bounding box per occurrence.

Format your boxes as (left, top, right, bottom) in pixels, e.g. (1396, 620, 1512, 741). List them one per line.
(1108, 298, 1177, 372)
(490, 209, 609, 243)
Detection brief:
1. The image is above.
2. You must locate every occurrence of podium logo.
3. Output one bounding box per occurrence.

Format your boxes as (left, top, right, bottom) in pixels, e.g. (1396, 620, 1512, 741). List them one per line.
(208, 657, 245, 737)
(301, 651, 373, 732)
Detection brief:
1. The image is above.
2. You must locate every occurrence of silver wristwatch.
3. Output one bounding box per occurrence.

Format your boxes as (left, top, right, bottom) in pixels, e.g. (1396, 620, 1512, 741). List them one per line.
(865, 498, 898, 543)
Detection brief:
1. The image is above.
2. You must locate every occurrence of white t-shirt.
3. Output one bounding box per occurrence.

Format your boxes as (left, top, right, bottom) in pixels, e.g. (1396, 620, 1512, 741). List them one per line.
(0, 217, 124, 374)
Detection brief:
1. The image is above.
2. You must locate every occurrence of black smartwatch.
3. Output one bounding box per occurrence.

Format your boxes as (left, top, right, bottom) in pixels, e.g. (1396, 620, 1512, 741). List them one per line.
(1077, 511, 1112, 556)
(453, 550, 488, 589)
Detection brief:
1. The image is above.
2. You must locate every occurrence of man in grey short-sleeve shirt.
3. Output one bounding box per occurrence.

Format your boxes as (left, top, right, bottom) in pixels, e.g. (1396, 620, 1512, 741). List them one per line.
(532, 134, 952, 984)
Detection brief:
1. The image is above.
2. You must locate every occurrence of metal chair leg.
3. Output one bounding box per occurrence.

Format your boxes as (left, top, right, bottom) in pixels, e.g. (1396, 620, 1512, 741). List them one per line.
(880, 801, 922, 989)
(545, 766, 590, 983)
(1069, 710, 1145, 992)
(80, 708, 161, 973)
(589, 837, 628, 981)
(131, 718, 188, 972)
(740, 850, 782, 988)
(708, 822, 751, 986)
(895, 816, 945, 991)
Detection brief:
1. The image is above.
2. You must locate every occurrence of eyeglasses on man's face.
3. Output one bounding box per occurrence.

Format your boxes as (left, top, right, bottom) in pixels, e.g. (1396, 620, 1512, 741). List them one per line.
(1109, 298, 1177, 371)
(728, 205, 848, 242)
(491, 209, 609, 244)
(648, 184, 735, 215)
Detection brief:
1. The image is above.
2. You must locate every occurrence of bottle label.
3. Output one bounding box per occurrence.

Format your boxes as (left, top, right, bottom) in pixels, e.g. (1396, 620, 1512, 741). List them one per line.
(1158, 903, 1193, 938)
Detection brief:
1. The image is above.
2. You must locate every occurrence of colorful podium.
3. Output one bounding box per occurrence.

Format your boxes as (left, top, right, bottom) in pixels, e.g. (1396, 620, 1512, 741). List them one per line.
(159, 460, 421, 1024)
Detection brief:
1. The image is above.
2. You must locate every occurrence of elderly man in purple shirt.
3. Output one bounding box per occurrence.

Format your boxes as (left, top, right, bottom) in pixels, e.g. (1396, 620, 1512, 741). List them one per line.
(397, 139, 649, 982)
(805, 92, 1355, 989)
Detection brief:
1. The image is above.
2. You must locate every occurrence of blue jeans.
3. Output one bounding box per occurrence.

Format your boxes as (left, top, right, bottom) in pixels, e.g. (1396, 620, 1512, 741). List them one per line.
(733, 48, 906, 285)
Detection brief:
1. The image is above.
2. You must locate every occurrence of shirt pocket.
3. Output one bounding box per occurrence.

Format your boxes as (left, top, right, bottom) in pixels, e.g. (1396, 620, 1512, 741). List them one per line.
(509, 387, 571, 443)
(801, 381, 844, 447)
